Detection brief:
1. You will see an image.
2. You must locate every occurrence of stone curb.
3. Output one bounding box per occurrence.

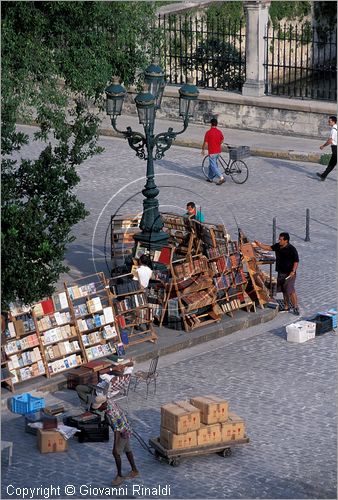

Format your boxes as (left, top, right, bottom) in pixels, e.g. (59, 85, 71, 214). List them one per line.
(98, 127, 321, 164)
(17, 121, 321, 164)
(1, 308, 278, 407)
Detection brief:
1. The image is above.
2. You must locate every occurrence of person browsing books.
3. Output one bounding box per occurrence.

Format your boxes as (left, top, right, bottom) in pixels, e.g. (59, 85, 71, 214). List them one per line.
(254, 232, 299, 315)
(133, 254, 153, 289)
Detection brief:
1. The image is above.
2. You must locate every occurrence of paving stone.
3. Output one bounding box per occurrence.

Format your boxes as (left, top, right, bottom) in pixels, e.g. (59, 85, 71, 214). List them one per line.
(1, 126, 336, 499)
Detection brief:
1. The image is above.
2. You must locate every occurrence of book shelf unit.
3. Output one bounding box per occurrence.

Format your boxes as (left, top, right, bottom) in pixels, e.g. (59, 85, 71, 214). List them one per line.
(162, 212, 196, 257)
(1, 346, 15, 392)
(110, 273, 158, 346)
(4, 308, 47, 385)
(111, 214, 141, 270)
(148, 272, 169, 325)
(206, 240, 256, 317)
(170, 254, 221, 331)
(33, 292, 84, 377)
(240, 242, 270, 308)
(65, 272, 121, 363)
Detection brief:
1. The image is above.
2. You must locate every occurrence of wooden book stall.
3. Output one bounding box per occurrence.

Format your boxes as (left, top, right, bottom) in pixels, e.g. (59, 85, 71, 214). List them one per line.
(109, 273, 157, 346)
(64, 272, 121, 366)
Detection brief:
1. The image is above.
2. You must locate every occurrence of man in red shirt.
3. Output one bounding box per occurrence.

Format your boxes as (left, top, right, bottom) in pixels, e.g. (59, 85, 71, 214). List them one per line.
(201, 118, 225, 185)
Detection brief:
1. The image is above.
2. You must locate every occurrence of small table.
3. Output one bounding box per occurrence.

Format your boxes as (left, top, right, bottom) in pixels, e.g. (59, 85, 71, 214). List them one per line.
(257, 259, 275, 297)
(1, 441, 13, 465)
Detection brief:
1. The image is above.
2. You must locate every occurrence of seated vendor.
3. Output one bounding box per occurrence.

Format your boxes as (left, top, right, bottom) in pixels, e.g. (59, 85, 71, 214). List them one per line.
(186, 201, 205, 223)
(75, 367, 134, 410)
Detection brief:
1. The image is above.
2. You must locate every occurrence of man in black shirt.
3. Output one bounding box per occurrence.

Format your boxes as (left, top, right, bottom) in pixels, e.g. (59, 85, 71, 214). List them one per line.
(254, 232, 299, 315)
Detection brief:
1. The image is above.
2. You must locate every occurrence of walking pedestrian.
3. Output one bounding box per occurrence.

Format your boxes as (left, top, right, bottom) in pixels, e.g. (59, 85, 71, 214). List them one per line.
(201, 118, 226, 185)
(317, 115, 337, 181)
(105, 401, 139, 486)
(186, 201, 205, 222)
(254, 232, 300, 315)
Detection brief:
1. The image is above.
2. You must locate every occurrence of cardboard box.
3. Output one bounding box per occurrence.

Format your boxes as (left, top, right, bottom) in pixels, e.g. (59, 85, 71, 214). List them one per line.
(160, 428, 197, 450)
(161, 401, 200, 434)
(221, 412, 245, 441)
(37, 429, 68, 453)
(190, 395, 229, 424)
(197, 423, 222, 446)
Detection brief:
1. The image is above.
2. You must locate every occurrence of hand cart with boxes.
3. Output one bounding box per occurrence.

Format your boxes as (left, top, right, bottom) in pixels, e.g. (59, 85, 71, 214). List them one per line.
(139, 395, 250, 467)
(148, 435, 250, 467)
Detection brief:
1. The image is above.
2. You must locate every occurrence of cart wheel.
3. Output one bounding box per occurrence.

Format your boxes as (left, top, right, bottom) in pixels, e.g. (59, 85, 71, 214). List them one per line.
(219, 447, 232, 457)
(169, 458, 181, 467)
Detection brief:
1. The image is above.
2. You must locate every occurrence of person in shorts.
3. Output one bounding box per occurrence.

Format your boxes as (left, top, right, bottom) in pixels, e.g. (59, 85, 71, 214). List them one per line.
(105, 400, 139, 486)
(254, 232, 299, 315)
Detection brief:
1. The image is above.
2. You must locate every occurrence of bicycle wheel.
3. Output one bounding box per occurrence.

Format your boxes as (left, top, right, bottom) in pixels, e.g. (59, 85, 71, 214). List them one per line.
(202, 155, 227, 180)
(229, 160, 249, 184)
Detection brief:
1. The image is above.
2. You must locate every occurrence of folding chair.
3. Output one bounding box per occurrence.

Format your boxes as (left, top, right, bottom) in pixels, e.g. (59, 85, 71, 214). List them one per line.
(131, 355, 159, 398)
(107, 373, 132, 405)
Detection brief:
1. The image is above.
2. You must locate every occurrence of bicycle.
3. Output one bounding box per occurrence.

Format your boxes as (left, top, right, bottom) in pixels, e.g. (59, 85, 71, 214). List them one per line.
(202, 145, 250, 184)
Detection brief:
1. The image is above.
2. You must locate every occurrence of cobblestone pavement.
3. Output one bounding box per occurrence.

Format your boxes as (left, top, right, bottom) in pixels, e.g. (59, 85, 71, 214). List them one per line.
(1, 322, 336, 499)
(14, 125, 337, 316)
(2, 126, 336, 499)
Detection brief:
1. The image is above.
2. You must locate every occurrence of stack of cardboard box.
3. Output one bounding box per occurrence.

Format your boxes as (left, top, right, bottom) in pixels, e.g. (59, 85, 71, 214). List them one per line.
(160, 395, 246, 450)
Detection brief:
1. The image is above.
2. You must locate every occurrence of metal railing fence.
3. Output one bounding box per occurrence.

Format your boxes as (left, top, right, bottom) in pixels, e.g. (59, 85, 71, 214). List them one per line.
(151, 14, 246, 92)
(264, 22, 337, 101)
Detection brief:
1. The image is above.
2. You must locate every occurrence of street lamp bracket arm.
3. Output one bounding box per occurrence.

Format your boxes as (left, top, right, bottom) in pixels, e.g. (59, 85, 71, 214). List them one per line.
(125, 127, 147, 160)
(153, 127, 175, 160)
(110, 117, 147, 160)
(153, 120, 188, 160)
(110, 117, 132, 138)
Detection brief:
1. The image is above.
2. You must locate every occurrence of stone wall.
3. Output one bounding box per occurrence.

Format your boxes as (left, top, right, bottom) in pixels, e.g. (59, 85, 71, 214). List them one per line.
(122, 86, 336, 139)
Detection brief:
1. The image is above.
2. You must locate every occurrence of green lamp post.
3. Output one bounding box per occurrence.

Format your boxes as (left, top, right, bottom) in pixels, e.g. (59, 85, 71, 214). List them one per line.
(105, 64, 199, 250)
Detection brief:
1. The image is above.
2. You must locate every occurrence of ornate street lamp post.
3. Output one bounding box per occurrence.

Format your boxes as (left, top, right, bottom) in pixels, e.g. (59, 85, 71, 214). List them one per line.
(105, 63, 199, 250)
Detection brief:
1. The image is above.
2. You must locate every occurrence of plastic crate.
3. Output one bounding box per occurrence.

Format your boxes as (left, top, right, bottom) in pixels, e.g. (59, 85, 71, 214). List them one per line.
(25, 411, 43, 435)
(317, 309, 337, 329)
(286, 321, 316, 343)
(10, 393, 45, 415)
(229, 146, 250, 160)
(312, 315, 333, 335)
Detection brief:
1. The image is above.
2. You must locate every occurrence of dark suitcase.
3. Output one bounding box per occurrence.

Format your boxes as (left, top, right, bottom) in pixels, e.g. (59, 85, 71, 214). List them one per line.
(63, 412, 101, 428)
(66, 367, 98, 389)
(63, 413, 109, 442)
(42, 413, 58, 430)
(77, 420, 110, 443)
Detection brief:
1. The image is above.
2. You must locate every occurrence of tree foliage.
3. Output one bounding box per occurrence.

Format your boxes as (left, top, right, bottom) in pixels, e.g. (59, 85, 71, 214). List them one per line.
(1, 1, 157, 309)
(189, 39, 245, 91)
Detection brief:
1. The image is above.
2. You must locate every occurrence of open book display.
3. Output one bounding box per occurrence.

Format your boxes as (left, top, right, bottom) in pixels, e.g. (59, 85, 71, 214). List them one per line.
(2, 215, 275, 387)
(110, 212, 272, 332)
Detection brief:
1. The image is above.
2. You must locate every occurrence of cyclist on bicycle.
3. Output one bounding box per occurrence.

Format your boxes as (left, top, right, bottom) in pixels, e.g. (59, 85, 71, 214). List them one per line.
(201, 118, 226, 185)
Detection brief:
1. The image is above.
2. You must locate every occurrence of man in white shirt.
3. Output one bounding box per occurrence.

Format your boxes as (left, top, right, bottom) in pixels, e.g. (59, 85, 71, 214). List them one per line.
(134, 254, 153, 289)
(317, 115, 337, 181)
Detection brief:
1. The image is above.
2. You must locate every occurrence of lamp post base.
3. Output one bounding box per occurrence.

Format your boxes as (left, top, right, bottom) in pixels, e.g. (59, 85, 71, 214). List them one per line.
(133, 230, 169, 251)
